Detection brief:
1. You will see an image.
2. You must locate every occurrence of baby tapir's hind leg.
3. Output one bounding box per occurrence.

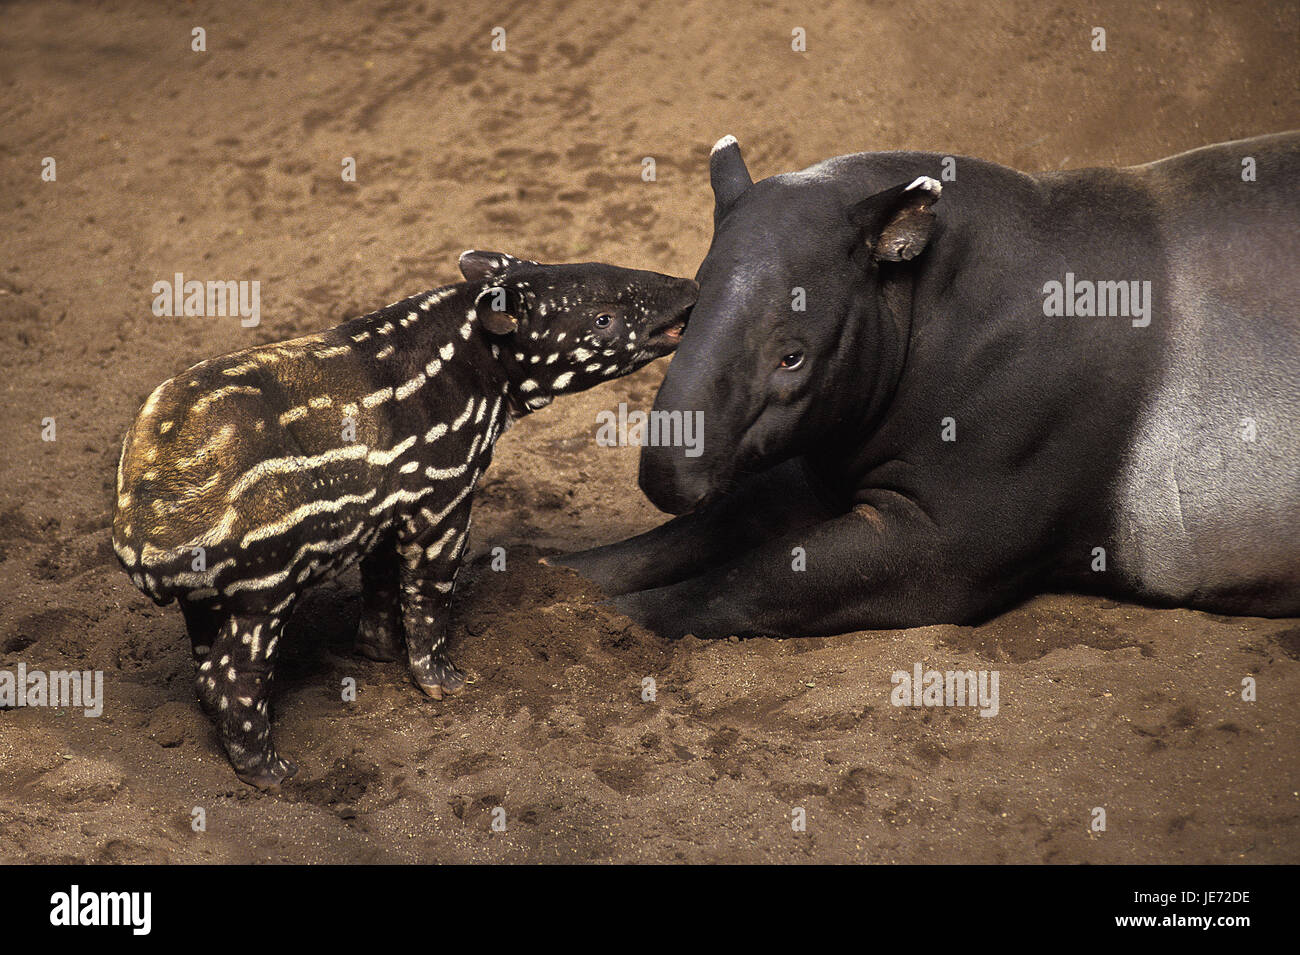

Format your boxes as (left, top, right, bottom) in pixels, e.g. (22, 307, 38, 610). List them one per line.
(397, 511, 471, 700)
(196, 612, 296, 790)
(180, 598, 224, 661)
(355, 544, 404, 662)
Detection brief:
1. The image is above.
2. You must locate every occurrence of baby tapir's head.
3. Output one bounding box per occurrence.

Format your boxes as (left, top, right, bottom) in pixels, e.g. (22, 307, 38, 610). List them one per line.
(459, 251, 696, 409)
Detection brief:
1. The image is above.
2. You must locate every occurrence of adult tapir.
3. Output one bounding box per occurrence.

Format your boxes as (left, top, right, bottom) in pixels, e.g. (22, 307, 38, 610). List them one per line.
(554, 131, 1300, 638)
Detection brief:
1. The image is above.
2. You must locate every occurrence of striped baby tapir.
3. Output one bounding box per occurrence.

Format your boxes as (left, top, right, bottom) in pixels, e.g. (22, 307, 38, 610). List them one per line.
(112, 251, 697, 789)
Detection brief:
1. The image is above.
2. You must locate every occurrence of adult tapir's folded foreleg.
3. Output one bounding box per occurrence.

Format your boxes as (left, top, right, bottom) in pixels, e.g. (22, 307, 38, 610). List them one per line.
(551, 458, 833, 595)
(611, 497, 1006, 639)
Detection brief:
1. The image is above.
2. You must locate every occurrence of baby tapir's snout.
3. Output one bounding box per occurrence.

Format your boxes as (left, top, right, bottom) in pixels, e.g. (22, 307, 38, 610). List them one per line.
(111, 249, 694, 790)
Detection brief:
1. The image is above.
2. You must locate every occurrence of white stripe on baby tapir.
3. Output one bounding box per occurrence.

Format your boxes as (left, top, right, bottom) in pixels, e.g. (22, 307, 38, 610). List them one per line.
(189, 385, 261, 416)
(226, 438, 418, 501)
(225, 522, 367, 594)
(449, 398, 475, 431)
(415, 468, 482, 535)
(240, 490, 378, 548)
(395, 371, 427, 400)
(313, 345, 352, 359)
(362, 386, 394, 408)
(156, 557, 239, 588)
(424, 524, 459, 560)
(425, 433, 483, 481)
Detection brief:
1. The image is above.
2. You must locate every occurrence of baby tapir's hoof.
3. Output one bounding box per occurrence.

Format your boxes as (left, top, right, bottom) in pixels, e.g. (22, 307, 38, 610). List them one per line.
(234, 755, 299, 792)
(355, 616, 404, 662)
(412, 651, 468, 700)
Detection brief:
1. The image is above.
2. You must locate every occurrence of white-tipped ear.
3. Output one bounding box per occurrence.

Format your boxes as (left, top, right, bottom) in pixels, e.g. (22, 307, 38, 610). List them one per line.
(710, 134, 753, 218)
(847, 177, 942, 263)
(905, 176, 942, 198)
(459, 250, 521, 282)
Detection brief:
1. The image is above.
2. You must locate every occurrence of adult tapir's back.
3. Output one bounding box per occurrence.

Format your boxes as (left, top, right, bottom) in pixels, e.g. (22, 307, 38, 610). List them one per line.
(821, 135, 1300, 615)
(1099, 132, 1300, 615)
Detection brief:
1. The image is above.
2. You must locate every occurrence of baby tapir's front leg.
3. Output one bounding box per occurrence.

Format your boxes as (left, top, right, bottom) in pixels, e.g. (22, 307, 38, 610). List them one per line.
(396, 496, 473, 699)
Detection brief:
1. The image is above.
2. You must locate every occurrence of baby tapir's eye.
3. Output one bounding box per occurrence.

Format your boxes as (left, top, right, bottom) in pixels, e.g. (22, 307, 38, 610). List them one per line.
(594, 313, 613, 329)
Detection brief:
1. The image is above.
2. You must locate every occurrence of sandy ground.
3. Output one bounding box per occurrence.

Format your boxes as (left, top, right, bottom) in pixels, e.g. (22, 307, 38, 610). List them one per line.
(0, 0, 1297, 863)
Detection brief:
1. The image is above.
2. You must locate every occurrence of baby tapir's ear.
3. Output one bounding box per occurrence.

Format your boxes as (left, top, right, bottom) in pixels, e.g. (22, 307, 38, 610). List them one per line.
(459, 250, 529, 282)
(847, 176, 942, 263)
(473, 284, 526, 335)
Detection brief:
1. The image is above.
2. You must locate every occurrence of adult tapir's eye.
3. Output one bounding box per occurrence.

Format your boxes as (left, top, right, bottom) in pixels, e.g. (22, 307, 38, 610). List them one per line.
(779, 351, 805, 370)
(594, 313, 613, 328)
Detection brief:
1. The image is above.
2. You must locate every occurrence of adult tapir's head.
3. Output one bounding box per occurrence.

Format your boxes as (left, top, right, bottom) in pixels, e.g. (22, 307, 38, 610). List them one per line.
(640, 135, 943, 514)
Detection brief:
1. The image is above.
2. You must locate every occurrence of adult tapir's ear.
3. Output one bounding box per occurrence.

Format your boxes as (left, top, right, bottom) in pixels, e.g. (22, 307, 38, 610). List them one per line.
(459, 250, 525, 282)
(710, 135, 753, 220)
(473, 284, 526, 335)
(847, 176, 943, 262)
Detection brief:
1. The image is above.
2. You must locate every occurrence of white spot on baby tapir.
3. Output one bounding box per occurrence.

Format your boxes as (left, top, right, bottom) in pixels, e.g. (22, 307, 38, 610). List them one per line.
(159, 420, 174, 434)
(376, 322, 395, 335)
(352, 331, 372, 343)
(279, 406, 309, 426)
(440, 342, 455, 361)
(308, 396, 333, 409)
(424, 358, 442, 378)
(400, 310, 418, 327)
(520, 379, 539, 393)
(375, 345, 395, 360)
(552, 372, 575, 390)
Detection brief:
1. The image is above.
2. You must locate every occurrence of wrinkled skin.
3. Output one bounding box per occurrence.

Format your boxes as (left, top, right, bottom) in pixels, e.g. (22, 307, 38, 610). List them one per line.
(555, 132, 1300, 638)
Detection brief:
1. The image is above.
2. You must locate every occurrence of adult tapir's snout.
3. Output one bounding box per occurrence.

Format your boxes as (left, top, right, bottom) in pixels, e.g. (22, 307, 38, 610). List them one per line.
(638, 318, 734, 514)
